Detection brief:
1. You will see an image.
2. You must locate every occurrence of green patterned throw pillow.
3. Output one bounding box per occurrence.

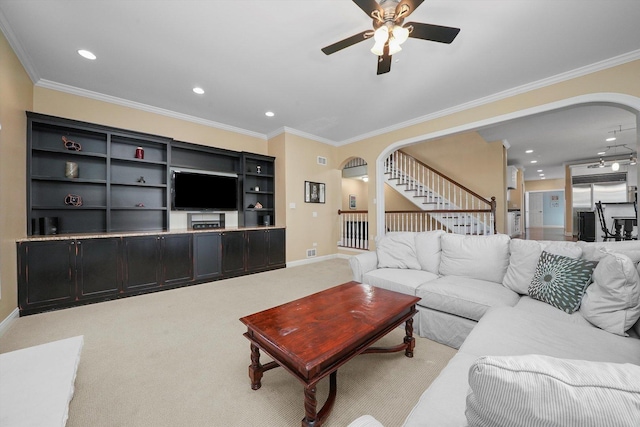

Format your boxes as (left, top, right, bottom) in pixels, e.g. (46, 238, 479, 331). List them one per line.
(528, 251, 598, 314)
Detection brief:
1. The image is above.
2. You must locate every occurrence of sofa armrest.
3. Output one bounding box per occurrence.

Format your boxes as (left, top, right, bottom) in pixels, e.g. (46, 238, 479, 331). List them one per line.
(347, 415, 385, 427)
(349, 251, 379, 282)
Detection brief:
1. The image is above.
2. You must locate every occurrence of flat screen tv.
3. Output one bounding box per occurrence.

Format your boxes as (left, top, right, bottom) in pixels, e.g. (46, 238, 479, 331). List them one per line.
(172, 171, 238, 211)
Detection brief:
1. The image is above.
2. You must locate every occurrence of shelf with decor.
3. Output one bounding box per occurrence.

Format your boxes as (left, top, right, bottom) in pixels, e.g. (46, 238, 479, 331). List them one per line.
(241, 153, 276, 227)
(27, 112, 171, 236)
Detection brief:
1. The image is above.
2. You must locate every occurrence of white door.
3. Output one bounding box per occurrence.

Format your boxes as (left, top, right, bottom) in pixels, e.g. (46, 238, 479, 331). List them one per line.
(529, 192, 544, 227)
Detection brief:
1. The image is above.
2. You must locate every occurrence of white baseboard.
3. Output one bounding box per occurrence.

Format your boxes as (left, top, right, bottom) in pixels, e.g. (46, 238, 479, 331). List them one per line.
(0, 308, 19, 338)
(287, 253, 350, 268)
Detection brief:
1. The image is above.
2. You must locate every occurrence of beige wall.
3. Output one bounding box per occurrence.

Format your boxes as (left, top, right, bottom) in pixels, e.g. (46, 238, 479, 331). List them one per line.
(33, 87, 267, 154)
(401, 132, 507, 233)
(0, 32, 32, 319)
(274, 133, 341, 262)
(525, 179, 565, 192)
(341, 178, 368, 211)
(384, 183, 420, 211)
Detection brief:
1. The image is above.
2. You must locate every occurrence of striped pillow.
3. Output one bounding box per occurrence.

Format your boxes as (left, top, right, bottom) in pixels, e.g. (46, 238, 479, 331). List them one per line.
(466, 355, 640, 427)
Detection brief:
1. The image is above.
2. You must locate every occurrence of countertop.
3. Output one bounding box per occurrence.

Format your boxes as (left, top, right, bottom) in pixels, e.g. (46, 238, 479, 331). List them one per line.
(17, 226, 285, 242)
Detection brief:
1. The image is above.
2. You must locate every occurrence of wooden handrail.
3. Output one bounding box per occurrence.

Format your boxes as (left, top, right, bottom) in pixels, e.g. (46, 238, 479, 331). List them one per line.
(397, 149, 492, 206)
(338, 210, 368, 214)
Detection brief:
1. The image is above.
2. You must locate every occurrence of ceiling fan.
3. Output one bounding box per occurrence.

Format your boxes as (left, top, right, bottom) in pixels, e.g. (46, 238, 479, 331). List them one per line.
(321, 0, 460, 75)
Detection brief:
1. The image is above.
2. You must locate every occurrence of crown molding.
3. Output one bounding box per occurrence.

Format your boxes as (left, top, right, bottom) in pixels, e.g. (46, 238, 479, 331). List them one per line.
(267, 126, 339, 146)
(35, 79, 268, 140)
(0, 9, 39, 83)
(338, 49, 640, 146)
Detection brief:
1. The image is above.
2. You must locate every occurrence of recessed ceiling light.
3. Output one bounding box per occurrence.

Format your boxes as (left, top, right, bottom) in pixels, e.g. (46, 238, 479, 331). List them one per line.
(606, 137, 616, 142)
(539, 173, 545, 176)
(597, 151, 606, 155)
(525, 149, 534, 154)
(78, 49, 96, 60)
(537, 169, 543, 172)
(530, 160, 538, 164)
(265, 111, 275, 117)
(193, 87, 205, 95)
(541, 177, 546, 179)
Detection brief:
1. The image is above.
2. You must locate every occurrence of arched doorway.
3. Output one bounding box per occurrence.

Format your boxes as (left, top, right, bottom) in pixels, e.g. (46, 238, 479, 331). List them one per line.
(339, 157, 369, 249)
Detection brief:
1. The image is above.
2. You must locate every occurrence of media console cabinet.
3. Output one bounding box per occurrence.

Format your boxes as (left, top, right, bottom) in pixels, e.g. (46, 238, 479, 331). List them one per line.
(16, 227, 285, 316)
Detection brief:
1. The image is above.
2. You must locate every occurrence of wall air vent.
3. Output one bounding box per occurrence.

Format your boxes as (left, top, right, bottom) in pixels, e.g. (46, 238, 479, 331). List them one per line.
(572, 172, 627, 185)
(317, 156, 327, 166)
(306, 249, 317, 258)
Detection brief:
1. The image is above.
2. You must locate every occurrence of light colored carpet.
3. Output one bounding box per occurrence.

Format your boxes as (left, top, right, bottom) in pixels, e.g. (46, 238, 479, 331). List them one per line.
(0, 259, 456, 427)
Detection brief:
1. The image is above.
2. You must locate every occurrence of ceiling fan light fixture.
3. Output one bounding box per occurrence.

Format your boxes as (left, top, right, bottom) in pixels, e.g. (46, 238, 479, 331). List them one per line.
(388, 38, 402, 55)
(370, 26, 389, 55)
(392, 25, 410, 44)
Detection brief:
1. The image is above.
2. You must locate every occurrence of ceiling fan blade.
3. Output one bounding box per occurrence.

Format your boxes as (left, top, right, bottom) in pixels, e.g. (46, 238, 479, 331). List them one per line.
(406, 22, 461, 44)
(377, 44, 392, 75)
(321, 30, 372, 55)
(352, 0, 383, 17)
(395, 0, 425, 19)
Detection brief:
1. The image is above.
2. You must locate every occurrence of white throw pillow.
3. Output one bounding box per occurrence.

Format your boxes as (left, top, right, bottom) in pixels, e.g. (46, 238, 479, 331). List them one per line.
(375, 232, 421, 270)
(503, 240, 583, 295)
(578, 240, 640, 262)
(466, 354, 640, 427)
(581, 253, 640, 336)
(439, 234, 510, 284)
(414, 230, 445, 274)
(503, 239, 543, 294)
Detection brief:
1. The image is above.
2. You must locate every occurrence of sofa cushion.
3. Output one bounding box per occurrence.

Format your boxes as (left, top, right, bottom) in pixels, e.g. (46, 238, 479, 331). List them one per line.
(439, 234, 510, 283)
(415, 276, 519, 322)
(578, 240, 640, 262)
(414, 230, 445, 274)
(528, 251, 598, 314)
(375, 232, 421, 270)
(363, 268, 438, 297)
(503, 239, 582, 295)
(466, 354, 640, 427)
(514, 296, 594, 328)
(581, 252, 640, 336)
(459, 307, 640, 364)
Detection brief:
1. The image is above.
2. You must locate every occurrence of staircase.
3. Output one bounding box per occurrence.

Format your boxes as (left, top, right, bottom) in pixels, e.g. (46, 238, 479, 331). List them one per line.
(384, 150, 496, 235)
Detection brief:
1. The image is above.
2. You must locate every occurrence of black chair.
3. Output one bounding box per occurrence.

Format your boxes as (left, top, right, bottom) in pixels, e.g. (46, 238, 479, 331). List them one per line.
(595, 201, 617, 241)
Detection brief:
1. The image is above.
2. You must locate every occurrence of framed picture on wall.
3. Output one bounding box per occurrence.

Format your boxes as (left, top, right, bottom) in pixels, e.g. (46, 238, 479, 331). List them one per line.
(349, 194, 356, 209)
(305, 181, 325, 203)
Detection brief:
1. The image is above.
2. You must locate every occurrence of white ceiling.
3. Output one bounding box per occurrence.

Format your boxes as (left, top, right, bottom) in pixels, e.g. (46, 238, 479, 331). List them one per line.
(1, 0, 640, 181)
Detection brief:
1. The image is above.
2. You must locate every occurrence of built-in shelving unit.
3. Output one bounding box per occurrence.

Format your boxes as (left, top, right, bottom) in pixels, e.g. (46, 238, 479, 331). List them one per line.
(241, 153, 276, 227)
(27, 112, 171, 235)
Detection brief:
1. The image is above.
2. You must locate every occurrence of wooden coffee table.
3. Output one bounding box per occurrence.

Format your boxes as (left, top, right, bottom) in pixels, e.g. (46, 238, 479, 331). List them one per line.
(239, 281, 420, 427)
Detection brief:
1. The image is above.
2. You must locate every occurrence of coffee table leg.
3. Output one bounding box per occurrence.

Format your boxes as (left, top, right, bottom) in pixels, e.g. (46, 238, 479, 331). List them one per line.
(404, 317, 415, 358)
(249, 343, 263, 390)
(302, 371, 338, 427)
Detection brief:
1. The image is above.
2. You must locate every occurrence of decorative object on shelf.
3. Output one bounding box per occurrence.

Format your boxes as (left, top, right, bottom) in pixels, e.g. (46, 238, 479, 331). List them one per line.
(62, 136, 81, 151)
(137, 176, 146, 183)
(135, 203, 145, 207)
(64, 194, 83, 207)
(305, 181, 325, 203)
(135, 146, 144, 159)
(256, 165, 261, 174)
(254, 186, 260, 191)
(255, 201, 263, 209)
(349, 194, 357, 209)
(65, 161, 79, 178)
(262, 214, 271, 226)
(247, 204, 255, 208)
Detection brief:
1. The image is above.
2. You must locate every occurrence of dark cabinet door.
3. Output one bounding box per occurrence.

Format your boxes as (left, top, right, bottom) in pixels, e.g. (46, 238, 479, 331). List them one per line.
(122, 236, 161, 292)
(76, 238, 121, 299)
(161, 234, 193, 286)
(18, 240, 75, 310)
(246, 230, 269, 272)
(194, 232, 222, 281)
(268, 228, 286, 266)
(221, 231, 245, 275)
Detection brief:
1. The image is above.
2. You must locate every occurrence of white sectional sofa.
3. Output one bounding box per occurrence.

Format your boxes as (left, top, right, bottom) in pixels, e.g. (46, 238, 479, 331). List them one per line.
(348, 232, 640, 427)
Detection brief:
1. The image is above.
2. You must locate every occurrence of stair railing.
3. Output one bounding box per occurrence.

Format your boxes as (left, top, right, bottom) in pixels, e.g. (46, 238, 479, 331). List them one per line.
(384, 150, 496, 234)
